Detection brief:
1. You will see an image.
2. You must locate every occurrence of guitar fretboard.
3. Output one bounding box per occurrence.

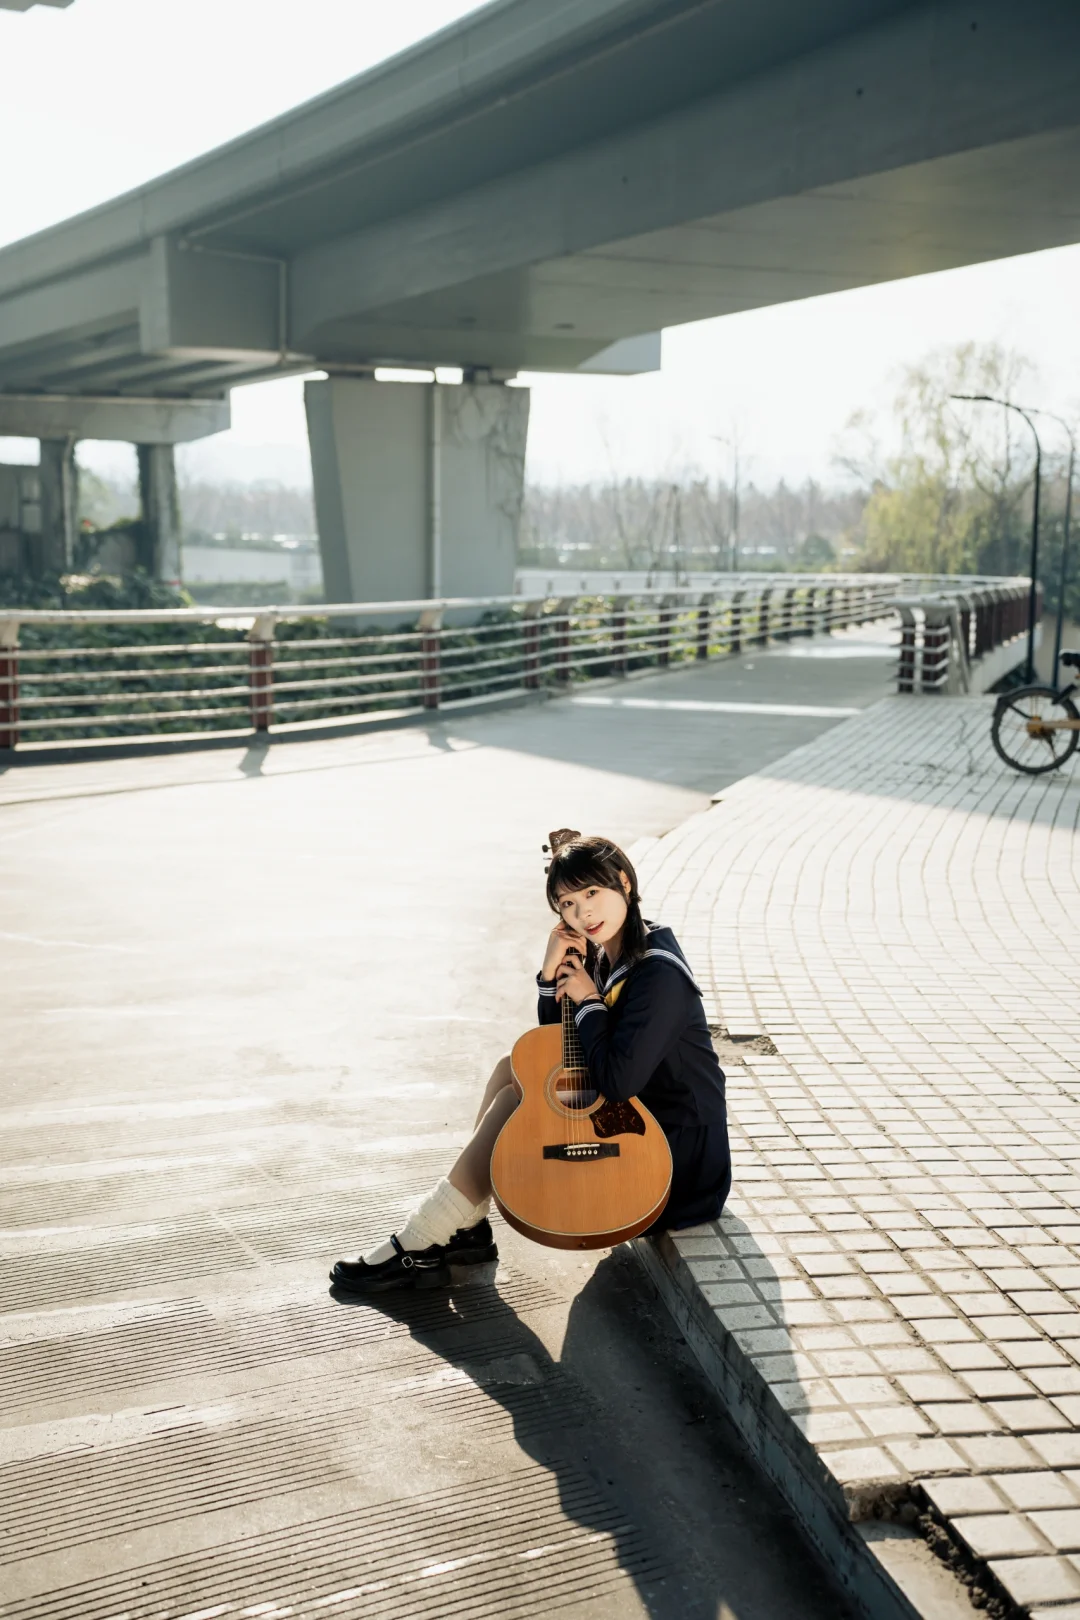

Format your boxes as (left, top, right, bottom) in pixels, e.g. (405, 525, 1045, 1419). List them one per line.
(561, 991, 588, 1075)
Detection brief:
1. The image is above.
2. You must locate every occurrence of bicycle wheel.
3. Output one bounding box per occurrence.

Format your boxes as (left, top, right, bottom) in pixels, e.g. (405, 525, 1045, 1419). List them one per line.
(992, 686, 1080, 775)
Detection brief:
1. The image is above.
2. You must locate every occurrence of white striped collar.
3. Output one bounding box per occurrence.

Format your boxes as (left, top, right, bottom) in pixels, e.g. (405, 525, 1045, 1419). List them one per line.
(595, 925, 701, 996)
(641, 945, 701, 992)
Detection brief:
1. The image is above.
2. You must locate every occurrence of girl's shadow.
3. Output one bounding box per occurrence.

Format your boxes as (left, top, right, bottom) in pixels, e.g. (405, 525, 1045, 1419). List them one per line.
(330, 1257, 690, 1618)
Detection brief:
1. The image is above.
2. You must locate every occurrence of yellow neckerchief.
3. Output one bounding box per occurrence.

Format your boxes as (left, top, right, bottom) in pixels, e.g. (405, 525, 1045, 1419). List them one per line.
(598, 948, 628, 1009)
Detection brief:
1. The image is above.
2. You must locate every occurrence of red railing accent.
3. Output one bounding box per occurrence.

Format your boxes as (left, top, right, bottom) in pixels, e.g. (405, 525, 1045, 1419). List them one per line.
(523, 614, 542, 689)
(249, 640, 273, 731)
(0, 644, 18, 749)
(421, 629, 441, 709)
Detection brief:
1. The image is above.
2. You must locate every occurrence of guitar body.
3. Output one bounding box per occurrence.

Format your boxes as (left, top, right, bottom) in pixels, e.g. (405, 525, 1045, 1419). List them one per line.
(491, 1022, 673, 1250)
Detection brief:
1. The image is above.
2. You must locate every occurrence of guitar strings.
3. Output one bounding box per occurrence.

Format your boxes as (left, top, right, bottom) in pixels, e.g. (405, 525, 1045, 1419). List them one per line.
(563, 991, 580, 1145)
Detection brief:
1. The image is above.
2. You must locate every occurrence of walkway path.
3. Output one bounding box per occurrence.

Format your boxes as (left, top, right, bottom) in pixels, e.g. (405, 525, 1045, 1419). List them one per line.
(0, 633, 894, 1620)
(638, 695, 1080, 1617)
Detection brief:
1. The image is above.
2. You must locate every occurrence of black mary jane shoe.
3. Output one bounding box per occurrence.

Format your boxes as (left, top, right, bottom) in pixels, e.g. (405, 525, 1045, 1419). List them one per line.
(330, 1233, 449, 1295)
(445, 1218, 499, 1273)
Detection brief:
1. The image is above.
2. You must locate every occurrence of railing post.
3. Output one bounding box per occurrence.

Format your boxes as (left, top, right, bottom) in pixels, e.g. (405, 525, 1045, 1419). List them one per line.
(921, 606, 951, 693)
(247, 613, 275, 733)
(0, 619, 19, 750)
(610, 596, 628, 677)
(947, 599, 971, 694)
(419, 606, 443, 710)
(554, 597, 573, 684)
(729, 589, 745, 653)
(696, 594, 713, 660)
(802, 586, 816, 636)
(756, 588, 771, 645)
(896, 606, 917, 693)
(778, 586, 796, 640)
(657, 596, 676, 667)
(959, 601, 972, 665)
(522, 600, 543, 690)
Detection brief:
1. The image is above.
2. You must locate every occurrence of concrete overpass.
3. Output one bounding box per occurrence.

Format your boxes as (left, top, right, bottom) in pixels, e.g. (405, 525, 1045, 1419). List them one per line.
(2, 0, 1079, 593)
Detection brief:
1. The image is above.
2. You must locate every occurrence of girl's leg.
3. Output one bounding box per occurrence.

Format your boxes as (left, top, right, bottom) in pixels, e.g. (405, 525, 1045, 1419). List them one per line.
(450, 1083, 519, 1206)
(332, 1061, 519, 1282)
(473, 1053, 515, 1128)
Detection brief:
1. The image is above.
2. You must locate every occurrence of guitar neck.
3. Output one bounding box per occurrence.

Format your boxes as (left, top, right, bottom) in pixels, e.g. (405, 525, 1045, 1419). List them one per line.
(562, 992, 588, 1074)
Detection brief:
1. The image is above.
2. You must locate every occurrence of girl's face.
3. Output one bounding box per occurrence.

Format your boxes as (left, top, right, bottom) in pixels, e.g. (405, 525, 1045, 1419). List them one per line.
(555, 874, 630, 951)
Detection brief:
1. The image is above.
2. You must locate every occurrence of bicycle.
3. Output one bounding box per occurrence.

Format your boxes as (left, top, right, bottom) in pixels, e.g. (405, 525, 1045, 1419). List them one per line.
(992, 651, 1080, 774)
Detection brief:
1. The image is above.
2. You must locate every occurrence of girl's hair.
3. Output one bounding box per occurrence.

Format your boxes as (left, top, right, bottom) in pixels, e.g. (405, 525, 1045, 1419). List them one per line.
(545, 833, 647, 965)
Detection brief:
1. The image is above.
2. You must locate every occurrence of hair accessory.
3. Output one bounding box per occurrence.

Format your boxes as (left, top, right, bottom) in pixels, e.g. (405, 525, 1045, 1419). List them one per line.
(543, 828, 581, 855)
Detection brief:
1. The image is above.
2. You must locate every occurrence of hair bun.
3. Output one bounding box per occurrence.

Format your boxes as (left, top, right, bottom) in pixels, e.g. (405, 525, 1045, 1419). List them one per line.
(544, 828, 581, 855)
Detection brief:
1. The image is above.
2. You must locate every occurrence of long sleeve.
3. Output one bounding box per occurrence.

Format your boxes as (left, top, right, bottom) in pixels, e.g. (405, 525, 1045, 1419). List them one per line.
(573, 959, 695, 1102)
(536, 971, 560, 1026)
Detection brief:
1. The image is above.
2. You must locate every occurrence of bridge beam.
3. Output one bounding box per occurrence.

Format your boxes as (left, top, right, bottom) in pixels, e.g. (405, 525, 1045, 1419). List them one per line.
(0, 393, 229, 444)
(305, 377, 530, 606)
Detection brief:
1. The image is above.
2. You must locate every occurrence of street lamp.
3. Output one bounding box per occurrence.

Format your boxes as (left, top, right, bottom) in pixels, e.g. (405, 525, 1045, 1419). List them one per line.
(711, 434, 740, 572)
(1027, 408, 1075, 681)
(951, 393, 1042, 683)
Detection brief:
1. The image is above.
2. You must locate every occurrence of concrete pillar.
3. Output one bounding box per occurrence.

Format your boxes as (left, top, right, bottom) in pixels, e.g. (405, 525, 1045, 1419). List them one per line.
(305, 376, 530, 606)
(137, 443, 181, 583)
(38, 437, 77, 574)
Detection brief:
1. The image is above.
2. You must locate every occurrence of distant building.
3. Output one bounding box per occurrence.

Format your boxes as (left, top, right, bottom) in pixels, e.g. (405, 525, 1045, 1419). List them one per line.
(181, 536, 323, 602)
(0, 464, 46, 576)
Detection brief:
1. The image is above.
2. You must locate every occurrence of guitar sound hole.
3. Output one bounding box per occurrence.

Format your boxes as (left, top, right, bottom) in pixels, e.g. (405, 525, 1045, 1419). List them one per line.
(555, 1071, 599, 1111)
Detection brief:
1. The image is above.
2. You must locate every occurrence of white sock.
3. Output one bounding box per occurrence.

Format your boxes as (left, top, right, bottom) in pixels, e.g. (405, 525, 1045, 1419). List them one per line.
(362, 1179, 487, 1265)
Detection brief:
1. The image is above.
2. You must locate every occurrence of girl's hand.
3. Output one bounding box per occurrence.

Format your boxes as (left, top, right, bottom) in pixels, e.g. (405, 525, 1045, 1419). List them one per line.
(542, 922, 587, 982)
(555, 955, 602, 1007)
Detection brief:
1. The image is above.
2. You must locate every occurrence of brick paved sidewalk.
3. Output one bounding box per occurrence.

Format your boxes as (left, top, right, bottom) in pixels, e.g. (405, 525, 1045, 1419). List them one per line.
(636, 696, 1080, 1618)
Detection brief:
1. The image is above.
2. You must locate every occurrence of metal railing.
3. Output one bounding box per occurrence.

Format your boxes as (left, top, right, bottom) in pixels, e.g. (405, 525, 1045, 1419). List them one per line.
(0, 573, 1026, 753)
(892, 579, 1035, 695)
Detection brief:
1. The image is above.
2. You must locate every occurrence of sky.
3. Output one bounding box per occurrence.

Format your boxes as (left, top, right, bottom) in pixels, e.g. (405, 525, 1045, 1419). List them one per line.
(2, 0, 1079, 493)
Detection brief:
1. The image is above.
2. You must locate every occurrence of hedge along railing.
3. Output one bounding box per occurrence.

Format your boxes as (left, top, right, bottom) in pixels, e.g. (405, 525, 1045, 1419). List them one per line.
(891, 578, 1036, 695)
(0, 573, 1015, 752)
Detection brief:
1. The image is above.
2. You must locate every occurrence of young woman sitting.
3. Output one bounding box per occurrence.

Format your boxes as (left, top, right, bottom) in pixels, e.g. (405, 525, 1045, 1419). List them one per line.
(331, 831, 730, 1294)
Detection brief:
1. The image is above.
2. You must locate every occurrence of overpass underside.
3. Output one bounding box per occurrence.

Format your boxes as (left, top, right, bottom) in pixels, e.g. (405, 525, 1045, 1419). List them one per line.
(0, 0, 1078, 594)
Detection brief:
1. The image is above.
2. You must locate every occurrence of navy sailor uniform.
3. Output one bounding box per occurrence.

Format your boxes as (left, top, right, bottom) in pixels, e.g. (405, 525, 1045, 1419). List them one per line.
(537, 923, 730, 1230)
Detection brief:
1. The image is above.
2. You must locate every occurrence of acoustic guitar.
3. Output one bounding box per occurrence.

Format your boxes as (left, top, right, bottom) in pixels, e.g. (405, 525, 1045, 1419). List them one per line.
(490, 979, 673, 1250)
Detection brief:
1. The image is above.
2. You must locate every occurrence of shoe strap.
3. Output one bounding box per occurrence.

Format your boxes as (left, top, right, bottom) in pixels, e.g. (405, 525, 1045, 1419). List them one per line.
(390, 1232, 444, 1271)
(389, 1233, 415, 1269)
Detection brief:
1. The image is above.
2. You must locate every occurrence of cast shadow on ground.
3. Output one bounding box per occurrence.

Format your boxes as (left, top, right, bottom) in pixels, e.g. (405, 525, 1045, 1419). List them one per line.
(329, 1232, 838, 1620)
(441, 638, 894, 796)
(239, 739, 269, 777)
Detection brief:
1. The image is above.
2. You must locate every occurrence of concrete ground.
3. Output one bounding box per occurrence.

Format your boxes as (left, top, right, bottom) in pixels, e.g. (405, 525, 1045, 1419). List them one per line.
(0, 630, 894, 1620)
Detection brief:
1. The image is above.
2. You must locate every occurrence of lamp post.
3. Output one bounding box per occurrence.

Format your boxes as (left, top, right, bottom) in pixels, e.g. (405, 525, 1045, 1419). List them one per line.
(1027, 409, 1075, 681)
(711, 433, 740, 572)
(951, 393, 1042, 682)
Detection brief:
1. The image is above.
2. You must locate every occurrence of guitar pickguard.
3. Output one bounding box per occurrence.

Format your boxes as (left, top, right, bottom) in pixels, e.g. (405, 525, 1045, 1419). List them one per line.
(591, 1098, 646, 1138)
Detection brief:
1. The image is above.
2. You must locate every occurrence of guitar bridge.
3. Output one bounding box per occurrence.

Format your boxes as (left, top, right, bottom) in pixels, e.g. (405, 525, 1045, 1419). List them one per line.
(543, 1143, 620, 1161)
